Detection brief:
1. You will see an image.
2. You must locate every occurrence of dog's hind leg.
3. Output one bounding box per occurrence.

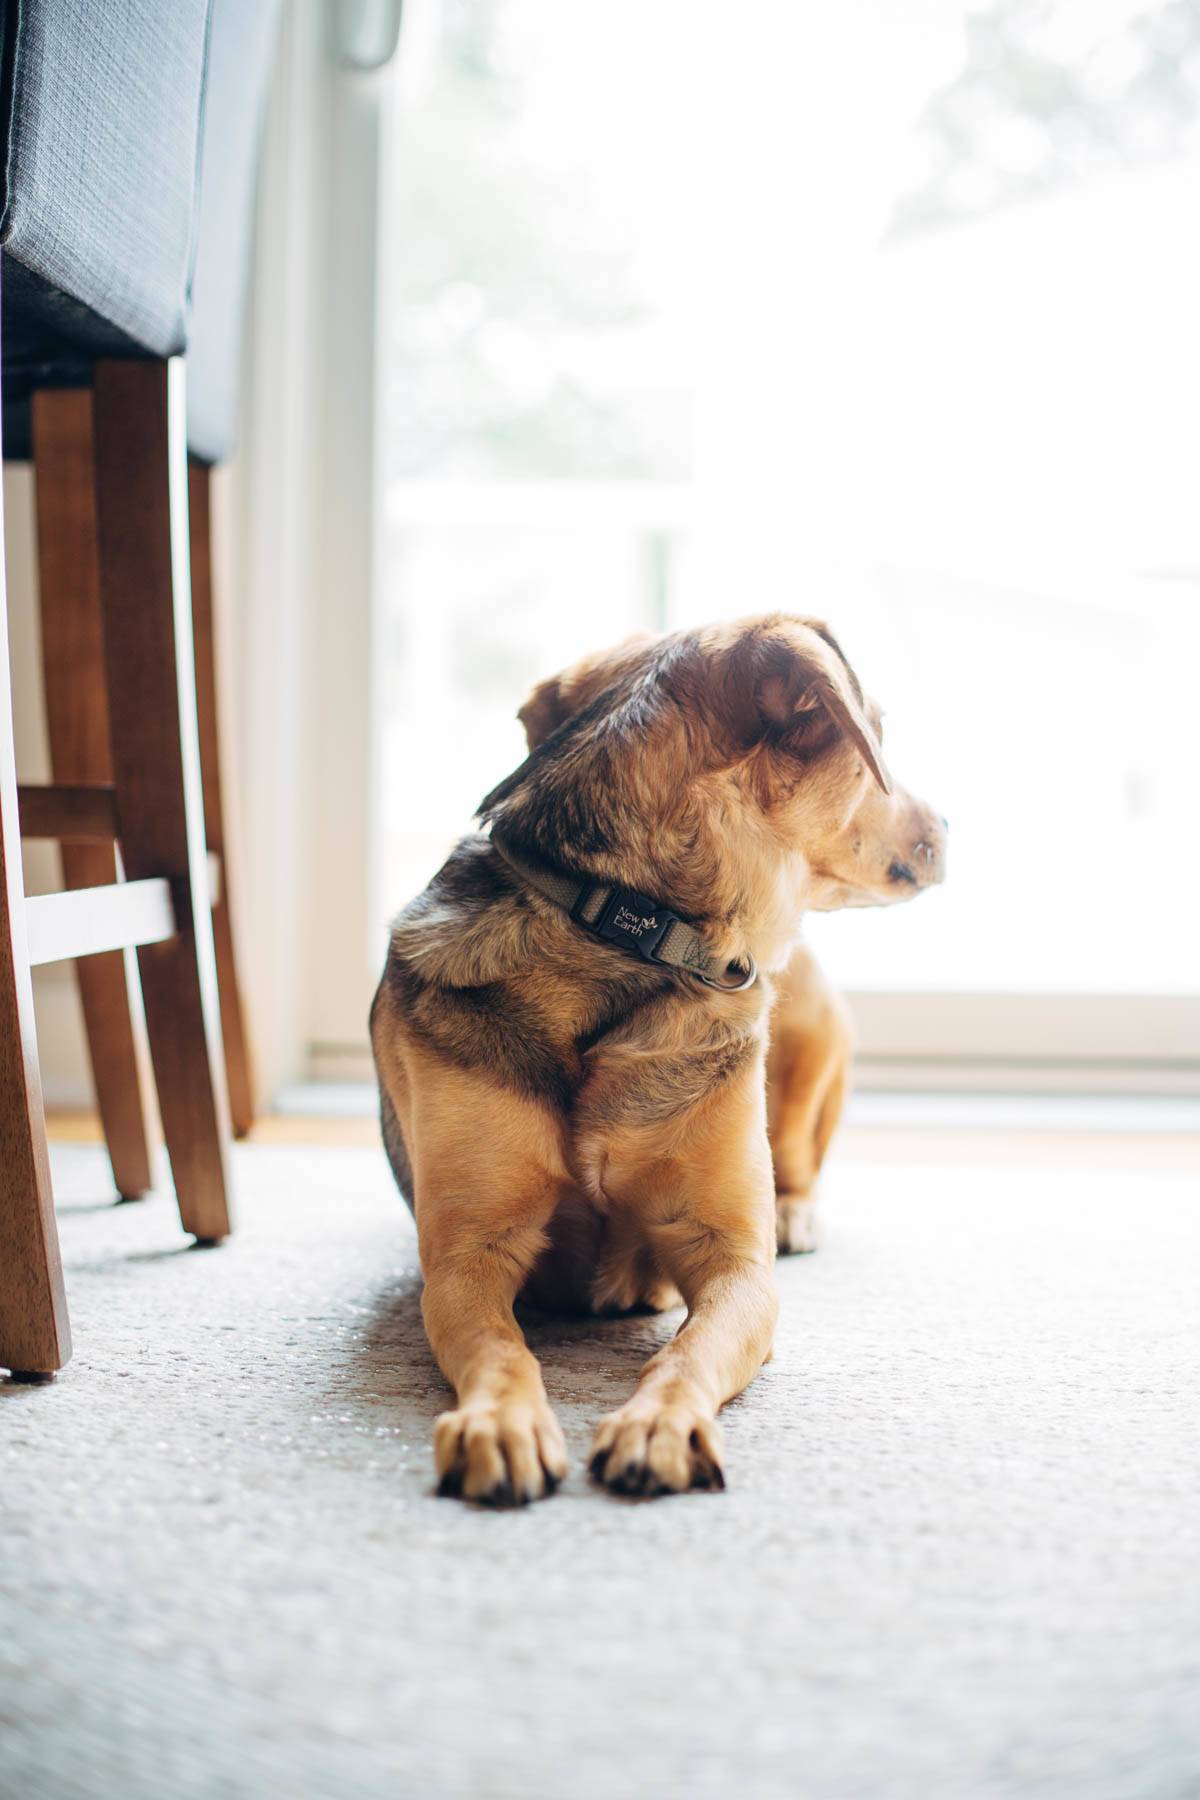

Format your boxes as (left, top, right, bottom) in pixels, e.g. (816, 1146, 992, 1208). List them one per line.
(379, 1082, 415, 1212)
(405, 1055, 571, 1506)
(766, 944, 852, 1255)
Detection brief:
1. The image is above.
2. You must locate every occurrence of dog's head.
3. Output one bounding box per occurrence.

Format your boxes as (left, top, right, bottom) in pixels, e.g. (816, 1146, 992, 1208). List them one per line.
(512, 616, 945, 910)
(482, 615, 945, 963)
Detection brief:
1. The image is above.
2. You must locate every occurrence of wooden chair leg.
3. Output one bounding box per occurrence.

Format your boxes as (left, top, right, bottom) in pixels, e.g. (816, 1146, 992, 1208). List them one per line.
(189, 458, 256, 1137)
(92, 358, 233, 1243)
(31, 389, 157, 1198)
(0, 436, 71, 1376)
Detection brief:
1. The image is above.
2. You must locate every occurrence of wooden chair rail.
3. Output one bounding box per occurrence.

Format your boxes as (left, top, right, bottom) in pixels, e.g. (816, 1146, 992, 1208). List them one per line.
(17, 782, 118, 841)
(25, 878, 176, 967)
(17, 786, 223, 906)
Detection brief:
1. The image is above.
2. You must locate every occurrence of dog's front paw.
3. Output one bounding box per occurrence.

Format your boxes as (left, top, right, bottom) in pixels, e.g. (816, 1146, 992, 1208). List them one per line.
(434, 1399, 568, 1506)
(776, 1193, 819, 1255)
(589, 1403, 725, 1497)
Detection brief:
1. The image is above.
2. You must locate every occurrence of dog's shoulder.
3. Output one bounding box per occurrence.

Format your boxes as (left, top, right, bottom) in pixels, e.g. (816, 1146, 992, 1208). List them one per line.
(378, 835, 575, 1106)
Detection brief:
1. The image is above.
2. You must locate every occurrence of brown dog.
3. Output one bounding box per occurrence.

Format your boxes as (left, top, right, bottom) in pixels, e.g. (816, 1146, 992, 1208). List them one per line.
(371, 615, 944, 1502)
(518, 634, 876, 1261)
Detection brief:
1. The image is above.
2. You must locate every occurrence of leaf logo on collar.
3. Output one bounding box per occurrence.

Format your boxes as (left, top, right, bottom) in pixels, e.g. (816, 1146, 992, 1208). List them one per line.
(610, 904, 658, 939)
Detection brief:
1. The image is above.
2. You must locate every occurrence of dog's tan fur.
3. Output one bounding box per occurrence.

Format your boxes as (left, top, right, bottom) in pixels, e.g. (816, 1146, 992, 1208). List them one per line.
(518, 630, 863, 1261)
(371, 615, 944, 1502)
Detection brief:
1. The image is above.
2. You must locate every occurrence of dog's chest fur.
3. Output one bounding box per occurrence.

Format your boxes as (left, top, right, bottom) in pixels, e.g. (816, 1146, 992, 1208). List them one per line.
(373, 837, 769, 1312)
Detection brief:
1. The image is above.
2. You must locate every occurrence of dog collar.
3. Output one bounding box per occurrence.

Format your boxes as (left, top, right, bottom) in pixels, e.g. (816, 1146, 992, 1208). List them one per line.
(490, 834, 758, 993)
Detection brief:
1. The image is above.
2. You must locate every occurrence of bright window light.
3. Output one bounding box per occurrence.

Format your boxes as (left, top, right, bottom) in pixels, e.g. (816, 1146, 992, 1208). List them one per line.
(376, 0, 1200, 997)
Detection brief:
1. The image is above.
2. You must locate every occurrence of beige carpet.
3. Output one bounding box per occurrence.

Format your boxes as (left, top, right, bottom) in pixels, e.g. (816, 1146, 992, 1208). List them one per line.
(2, 1137, 1197, 1799)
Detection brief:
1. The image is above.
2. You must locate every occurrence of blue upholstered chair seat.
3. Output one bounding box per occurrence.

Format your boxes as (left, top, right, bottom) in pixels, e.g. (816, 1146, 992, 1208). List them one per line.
(1, 0, 280, 463)
(0, 0, 211, 455)
(185, 0, 282, 464)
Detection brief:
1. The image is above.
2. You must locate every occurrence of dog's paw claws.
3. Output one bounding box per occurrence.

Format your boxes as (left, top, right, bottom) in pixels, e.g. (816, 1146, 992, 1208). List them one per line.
(688, 1430, 726, 1489)
(434, 1400, 567, 1506)
(589, 1404, 726, 1498)
(478, 1479, 517, 1509)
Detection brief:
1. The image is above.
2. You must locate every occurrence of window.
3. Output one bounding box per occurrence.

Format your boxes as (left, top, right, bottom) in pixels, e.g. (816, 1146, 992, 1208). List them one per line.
(369, 0, 1200, 1086)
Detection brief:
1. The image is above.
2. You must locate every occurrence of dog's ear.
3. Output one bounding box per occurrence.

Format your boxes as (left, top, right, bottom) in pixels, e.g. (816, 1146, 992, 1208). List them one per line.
(793, 672, 891, 794)
(517, 675, 570, 750)
(518, 631, 661, 749)
(733, 620, 892, 794)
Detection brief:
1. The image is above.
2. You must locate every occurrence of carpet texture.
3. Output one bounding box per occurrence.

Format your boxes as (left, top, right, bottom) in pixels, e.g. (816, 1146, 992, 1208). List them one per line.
(2, 1140, 1197, 1800)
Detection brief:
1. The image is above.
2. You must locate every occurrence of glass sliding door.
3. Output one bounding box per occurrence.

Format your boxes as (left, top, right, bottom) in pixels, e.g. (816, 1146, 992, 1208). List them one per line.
(367, 0, 1200, 1090)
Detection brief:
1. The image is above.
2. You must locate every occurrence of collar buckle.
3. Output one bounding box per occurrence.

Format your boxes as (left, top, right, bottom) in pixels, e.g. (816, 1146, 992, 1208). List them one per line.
(580, 884, 677, 966)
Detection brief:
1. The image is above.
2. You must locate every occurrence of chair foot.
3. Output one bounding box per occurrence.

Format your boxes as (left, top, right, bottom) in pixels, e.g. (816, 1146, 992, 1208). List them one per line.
(7, 1369, 58, 1385)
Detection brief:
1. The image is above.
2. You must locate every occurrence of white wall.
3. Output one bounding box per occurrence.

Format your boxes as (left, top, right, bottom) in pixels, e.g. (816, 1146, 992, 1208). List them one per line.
(220, 0, 384, 1097)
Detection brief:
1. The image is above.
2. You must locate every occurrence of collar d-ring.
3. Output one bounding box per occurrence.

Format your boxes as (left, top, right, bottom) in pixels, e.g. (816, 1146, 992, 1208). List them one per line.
(698, 955, 758, 993)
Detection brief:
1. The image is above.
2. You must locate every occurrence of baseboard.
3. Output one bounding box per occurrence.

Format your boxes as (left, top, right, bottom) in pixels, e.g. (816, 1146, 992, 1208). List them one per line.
(278, 1077, 1200, 1136)
(853, 1055, 1200, 1098)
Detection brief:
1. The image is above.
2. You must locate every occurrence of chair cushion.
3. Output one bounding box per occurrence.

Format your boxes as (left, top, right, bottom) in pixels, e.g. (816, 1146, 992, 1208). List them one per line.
(186, 0, 282, 465)
(1, 0, 211, 453)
